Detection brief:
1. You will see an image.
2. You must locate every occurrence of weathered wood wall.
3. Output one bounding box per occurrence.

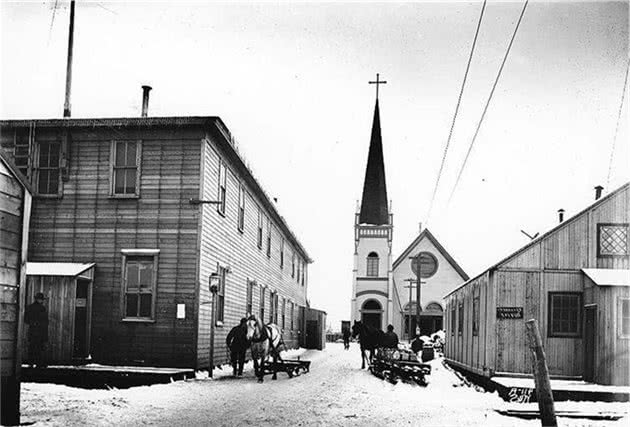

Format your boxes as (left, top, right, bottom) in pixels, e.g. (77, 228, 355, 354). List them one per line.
(446, 184, 629, 382)
(196, 130, 308, 369)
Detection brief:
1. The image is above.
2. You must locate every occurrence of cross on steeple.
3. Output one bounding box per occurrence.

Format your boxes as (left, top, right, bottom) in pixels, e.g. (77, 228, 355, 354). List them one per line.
(369, 73, 387, 100)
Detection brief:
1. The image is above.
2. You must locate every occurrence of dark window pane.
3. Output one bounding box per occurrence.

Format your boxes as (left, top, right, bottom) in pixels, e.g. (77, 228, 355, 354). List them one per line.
(139, 294, 152, 317)
(126, 294, 138, 317)
(114, 169, 125, 193)
(39, 144, 50, 166)
(139, 264, 152, 289)
(48, 170, 59, 194)
(116, 142, 126, 167)
(125, 169, 136, 193)
(126, 142, 137, 166)
(49, 144, 60, 165)
(38, 171, 49, 194)
(127, 265, 139, 290)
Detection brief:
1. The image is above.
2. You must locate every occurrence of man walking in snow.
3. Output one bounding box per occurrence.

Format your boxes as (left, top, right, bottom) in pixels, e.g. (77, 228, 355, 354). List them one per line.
(25, 292, 49, 367)
(226, 318, 249, 376)
(342, 327, 351, 350)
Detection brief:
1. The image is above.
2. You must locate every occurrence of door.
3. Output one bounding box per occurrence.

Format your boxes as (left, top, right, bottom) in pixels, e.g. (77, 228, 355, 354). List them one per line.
(306, 320, 318, 349)
(73, 279, 91, 358)
(361, 312, 382, 330)
(584, 306, 596, 382)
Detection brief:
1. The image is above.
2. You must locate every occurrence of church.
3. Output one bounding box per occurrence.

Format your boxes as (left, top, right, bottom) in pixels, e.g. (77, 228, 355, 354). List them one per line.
(351, 85, 469, 340)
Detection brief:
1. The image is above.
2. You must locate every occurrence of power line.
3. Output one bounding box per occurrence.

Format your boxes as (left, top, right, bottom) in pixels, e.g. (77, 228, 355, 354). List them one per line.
(447, 0, 529, 207)
(606, 57, 630, 189)
(425, 0, 487, 225)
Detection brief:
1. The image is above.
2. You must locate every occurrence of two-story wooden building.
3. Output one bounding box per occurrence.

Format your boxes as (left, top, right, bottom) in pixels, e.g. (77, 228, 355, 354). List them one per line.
(0, 114, 313, 369)
(445, 183, 629, 386)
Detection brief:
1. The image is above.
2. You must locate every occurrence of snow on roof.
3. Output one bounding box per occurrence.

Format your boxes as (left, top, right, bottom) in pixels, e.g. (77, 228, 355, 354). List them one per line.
(582, 268, 630, 287)
(26, 262, 95, 277)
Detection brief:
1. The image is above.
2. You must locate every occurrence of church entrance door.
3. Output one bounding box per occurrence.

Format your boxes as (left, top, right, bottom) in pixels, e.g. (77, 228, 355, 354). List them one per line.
(361, 312, 382, 330)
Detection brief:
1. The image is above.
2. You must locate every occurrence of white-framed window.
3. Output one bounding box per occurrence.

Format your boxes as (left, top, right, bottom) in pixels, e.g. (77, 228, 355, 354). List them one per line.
(458, 303, 464, 336)
(237, 183, 245, 232)
(259, 285, 265, 320)
(269, 290, 276, 324)
(296, 259, 301, 283)
(266, 218, 272, 258)
(618, 298, 630, 339)
(282, 298, 286, 329)
(217, 160, 227, 215)
(472, 297, 480, 336)
(216, 266, 227, 322)
(121, 249, 159, 321)
(291, 252, 295, 278)
(273, 292, 279, 324)
(36, 141, 61, 196)
(366, 252, 379, 276)
(301, 262, 306, 286)
(246, 279, 255, 316)
(280, 238, 285, 269)
(257, 208, 263, 249)
(598, 224, 629, 257)
(110, 140, 141, 197)
(290, 301, 294, 330)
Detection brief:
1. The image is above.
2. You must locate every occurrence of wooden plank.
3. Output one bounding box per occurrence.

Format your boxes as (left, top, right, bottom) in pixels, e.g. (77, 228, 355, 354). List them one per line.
(0, 175, 22, 198)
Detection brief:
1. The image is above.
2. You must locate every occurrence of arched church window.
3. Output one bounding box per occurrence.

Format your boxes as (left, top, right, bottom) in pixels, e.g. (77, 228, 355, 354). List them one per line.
(411, 252, 438, 278)
(362, 299, 382, 310)
(366, 252, 379, 277)
(425, 302, 443, 312)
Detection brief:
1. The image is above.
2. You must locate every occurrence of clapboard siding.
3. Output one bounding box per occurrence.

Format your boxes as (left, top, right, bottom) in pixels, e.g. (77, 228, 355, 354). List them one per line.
(19, 127, 203, 367)
(445, 183, 629, 383)
(196, 135, 307, 369)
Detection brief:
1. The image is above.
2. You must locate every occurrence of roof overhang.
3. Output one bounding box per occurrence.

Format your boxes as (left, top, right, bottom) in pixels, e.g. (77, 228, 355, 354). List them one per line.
(582, 268, 630, 287)
(27, 262, 95, 277)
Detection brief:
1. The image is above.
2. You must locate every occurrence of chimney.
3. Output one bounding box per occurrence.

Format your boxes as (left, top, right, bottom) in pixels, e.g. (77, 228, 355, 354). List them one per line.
(558, 209, 565, 223)
(594, 185, 603, 200)
(418, 222, 422, 233)
(141, 85, 152, 117)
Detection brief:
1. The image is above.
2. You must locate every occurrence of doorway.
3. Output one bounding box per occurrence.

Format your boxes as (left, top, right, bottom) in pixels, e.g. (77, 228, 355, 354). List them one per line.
(584, 305, 596, 382)
(361, 299, 383, 330)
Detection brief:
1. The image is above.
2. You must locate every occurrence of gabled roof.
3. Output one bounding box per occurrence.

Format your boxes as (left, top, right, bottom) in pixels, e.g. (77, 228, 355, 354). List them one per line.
(359, 100, 389, 225)
(393, 228, 469, 281)
(445, 181, 630, 298)
(0, 149, 32, 193)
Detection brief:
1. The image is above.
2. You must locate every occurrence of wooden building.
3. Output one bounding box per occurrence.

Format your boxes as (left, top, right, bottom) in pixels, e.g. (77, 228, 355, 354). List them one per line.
(0, 150, 32, 425)
(0, 115, 314, 369)
(444, 183, 630, 385)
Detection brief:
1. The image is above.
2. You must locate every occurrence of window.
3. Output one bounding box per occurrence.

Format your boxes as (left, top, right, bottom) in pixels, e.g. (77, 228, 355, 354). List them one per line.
(291, 252, 295, 278)
(273, 292, 279, 324)
(216, 266, 227, 322)
(411, 252, 438, 278)
(259, 286, 265, 320)
(296, 259, 301, 283)
(282, 298, 286, 329)
(36, 141, 61, 195)
(246, 280, 255, 316)
(548, 292, 582, 337)
(111, 140, 140, 197)
(598, 224, 629, 257)
(216, 160, 227, 214)
(619, 298, 630, 338)
(269, 291, 276, 324)
(121, 249, 159, 321)
(14, 129, 32, 180)
(457, 303, 464, 335)
(301, 263, 306, 286)
(257, 208, 263, 249)
(266, 218, 272, 258)
(290, 302, 294, 330)
(280, 238, 285, 268)
(366, 252, 379, 277)
(237, 184, 245, 232)
(472, 297, 480, 336)
(450, 304, 456, 336)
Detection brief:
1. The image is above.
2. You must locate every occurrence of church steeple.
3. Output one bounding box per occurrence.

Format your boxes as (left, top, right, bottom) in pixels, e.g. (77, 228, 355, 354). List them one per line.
(359, 99, 389, 225)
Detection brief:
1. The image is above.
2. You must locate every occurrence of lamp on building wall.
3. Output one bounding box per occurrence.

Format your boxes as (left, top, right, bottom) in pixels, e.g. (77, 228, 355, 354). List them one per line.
(208, 272, 220, 378)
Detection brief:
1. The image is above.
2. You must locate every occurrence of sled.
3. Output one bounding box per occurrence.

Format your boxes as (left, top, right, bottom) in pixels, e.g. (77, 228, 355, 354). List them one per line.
(261, 358, 311, 378)
(369, 347, 431, 386)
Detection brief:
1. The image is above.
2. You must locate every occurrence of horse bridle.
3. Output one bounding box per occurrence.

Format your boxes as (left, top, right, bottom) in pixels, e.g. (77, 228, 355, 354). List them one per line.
(251, 323, 270, 344)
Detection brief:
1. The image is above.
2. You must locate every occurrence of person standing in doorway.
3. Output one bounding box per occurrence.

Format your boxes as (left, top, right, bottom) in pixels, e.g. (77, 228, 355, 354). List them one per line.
(25, 292, 49, 368)
(226, 318, 249, 376)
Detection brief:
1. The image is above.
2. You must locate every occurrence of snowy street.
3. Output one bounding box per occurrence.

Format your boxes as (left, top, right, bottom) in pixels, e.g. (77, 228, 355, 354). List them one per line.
(20, 343, 628, 426)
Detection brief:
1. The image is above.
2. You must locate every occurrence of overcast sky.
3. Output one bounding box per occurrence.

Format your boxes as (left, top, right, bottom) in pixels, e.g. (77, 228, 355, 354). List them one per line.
(2, 1, 629, 331)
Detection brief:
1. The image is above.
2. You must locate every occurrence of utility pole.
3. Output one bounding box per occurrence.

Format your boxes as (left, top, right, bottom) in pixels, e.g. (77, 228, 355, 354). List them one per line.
(63, 0, 76, 117)
(410, 254, 423, 336)
(525, 319, 557, 427)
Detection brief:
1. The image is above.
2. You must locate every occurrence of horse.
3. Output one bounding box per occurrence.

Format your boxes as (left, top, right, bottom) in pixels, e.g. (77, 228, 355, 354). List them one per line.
(246, 314, 285, 383)
(351, 320, 386, 369)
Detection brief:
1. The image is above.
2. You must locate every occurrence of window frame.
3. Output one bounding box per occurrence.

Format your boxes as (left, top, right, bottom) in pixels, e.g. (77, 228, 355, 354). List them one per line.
(597, 223, 629, 258)
(257, 208, 263, 249)
(291, 252, 295, 278)
(366, 252, 379, 277)
(280, 238, 285, 269)
(216, 266, 227, 324)
(547, 292, 582, 338)
(120, 249, 159, 322)
(290, 301, 294, 330)
(246, 279, 255, 316)
(457, 303, 464, 336)
(35, 140, 62, 197)
(110, 140, 141, 198)
(266, 218, 272, 258)
(216, 159, 227, 215)
(259, 285, 266, 320)
(472, 296, 480, 337)
(237, 183, 245, 232)
(619, 297, 630, 339)
(450, 304, 456, 336)
(411, 252, 439, 279)
(281, 297, 286, 329)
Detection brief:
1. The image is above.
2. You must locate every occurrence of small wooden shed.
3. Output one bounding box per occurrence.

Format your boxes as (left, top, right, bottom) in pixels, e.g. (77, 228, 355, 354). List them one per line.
(24, 262, 95, 364)
(0, 150, 32, 426)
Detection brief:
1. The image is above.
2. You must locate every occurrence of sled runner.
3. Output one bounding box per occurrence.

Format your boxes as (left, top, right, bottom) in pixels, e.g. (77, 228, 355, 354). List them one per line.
(369, 347, 431, 386)
(260, 358, 311, 378)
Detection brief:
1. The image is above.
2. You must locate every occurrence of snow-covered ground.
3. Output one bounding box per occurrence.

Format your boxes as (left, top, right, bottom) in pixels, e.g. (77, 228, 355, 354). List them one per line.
(20, 343, 629, 426)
